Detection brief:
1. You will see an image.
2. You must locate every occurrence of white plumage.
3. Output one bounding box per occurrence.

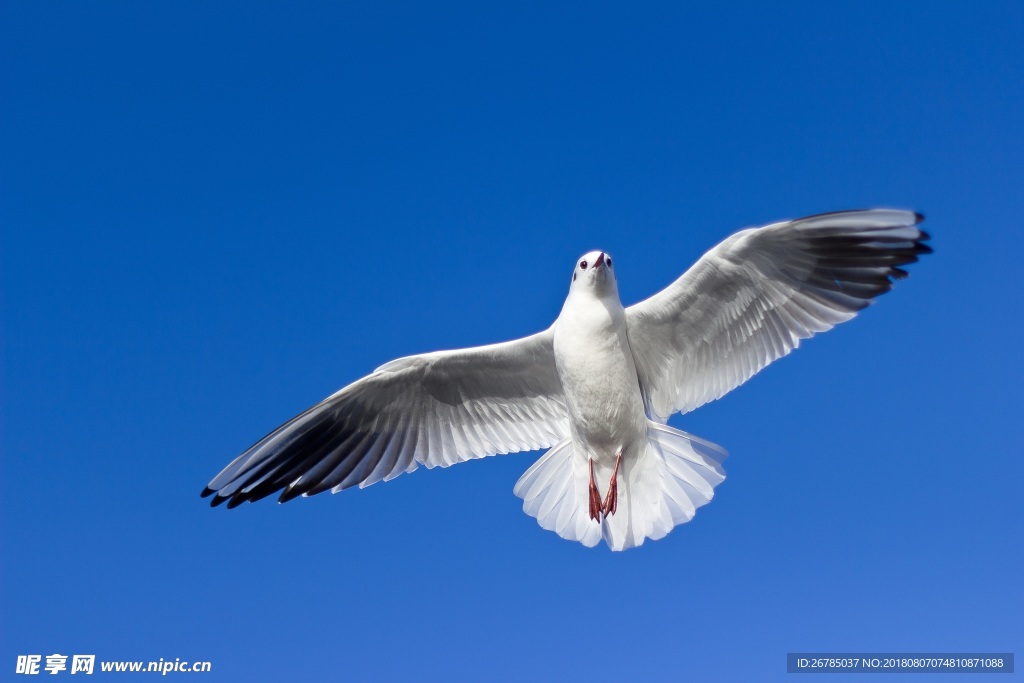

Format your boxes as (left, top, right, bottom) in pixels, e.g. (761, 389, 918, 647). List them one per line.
(203, 209, 930, 551)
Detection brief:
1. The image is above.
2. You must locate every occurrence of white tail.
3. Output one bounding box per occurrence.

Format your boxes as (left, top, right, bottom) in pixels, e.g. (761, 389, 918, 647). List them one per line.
(513, 421, 727, 551)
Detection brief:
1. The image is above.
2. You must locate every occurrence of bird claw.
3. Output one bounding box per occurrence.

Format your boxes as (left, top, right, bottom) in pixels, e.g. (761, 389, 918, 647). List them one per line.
(588, 458, 603, 521)
(589, 452, 622, 521)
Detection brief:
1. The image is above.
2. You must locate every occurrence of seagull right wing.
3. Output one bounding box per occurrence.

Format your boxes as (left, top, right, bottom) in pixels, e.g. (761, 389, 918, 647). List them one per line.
(626, 210, 931, 421)
(203, 329, 569, 507)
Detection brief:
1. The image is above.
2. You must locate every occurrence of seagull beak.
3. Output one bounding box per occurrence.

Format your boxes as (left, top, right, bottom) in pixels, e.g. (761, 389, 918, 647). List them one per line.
(593, 252, 605, 268)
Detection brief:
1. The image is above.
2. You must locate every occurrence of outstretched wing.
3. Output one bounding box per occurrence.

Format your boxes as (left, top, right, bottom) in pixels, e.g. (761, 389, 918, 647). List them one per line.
(203, 329, 569, 507)
(626, 209, 930, 421)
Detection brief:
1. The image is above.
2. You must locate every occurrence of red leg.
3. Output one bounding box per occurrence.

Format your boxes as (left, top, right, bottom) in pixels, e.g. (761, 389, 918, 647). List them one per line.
(588, 458, 603, 521)
(602, 451, 622, 516)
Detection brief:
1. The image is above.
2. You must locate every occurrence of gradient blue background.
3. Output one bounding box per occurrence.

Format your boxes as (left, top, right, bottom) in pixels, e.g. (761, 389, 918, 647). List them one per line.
(3, 2, 1021, 681)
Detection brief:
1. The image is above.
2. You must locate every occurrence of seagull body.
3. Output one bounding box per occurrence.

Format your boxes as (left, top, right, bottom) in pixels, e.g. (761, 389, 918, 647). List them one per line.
(557, 256, 635, 504)
(203, 209, 930, 551)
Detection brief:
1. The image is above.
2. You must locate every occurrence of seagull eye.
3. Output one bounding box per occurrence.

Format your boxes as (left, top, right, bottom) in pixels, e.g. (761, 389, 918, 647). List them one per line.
(607, 258, 612, 267)
(580, 260, 587, 269)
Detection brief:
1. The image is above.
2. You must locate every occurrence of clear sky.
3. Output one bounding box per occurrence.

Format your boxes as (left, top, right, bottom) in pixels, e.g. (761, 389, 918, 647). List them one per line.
(2, 2, 1021, 681)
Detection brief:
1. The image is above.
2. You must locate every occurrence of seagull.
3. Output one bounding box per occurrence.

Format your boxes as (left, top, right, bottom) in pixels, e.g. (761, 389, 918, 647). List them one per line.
(203, 209, 930, 550)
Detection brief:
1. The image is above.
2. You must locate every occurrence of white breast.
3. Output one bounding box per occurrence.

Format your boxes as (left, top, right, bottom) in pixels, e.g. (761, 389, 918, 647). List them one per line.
(553, 292, 646, 465)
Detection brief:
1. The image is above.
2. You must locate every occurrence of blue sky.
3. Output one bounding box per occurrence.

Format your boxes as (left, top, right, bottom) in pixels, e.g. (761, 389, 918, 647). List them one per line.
(2, 2, 1021, 681)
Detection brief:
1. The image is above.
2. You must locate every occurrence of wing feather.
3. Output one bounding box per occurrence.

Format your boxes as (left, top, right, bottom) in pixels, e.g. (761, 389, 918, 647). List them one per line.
(203, 329, 569, 506)
(626, 210, 930, 420)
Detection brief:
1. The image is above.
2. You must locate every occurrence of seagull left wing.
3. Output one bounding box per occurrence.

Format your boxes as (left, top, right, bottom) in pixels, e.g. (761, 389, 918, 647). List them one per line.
(626, 209, 931, 421)
(203, 329, 569, 508)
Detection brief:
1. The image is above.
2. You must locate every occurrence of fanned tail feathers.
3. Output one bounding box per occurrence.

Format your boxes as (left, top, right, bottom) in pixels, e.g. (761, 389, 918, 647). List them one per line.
(513, 421, 727, 550)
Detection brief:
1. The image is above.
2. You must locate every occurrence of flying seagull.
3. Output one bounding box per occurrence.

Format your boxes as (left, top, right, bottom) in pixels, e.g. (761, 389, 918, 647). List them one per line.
(203, 209, 930, 550)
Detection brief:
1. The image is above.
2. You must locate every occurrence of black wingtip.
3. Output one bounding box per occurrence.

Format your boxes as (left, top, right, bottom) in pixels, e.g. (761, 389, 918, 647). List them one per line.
(278, 485, 304, 504)
(225, 495, 246, 510)
(200, 486, 215, 498)
(209, 494, 229, 508)
(914, 212, 926, 224)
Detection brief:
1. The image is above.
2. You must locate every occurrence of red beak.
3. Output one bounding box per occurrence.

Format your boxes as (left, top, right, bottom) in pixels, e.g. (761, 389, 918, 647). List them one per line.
(593, 252, 605, 268)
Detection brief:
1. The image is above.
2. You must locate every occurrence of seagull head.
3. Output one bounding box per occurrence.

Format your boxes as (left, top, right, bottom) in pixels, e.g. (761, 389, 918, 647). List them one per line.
(570, 250, 618, 298)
